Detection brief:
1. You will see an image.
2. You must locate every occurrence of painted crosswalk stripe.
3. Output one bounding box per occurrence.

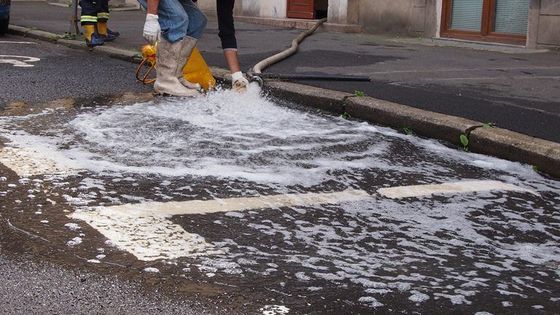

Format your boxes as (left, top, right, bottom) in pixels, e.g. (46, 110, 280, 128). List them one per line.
(70, 189, 371, 261)
(91, 189, 371, 217)
(71, 210, 221, 261)
(69, 182, 534, 261)
(377, 180, 534, 199)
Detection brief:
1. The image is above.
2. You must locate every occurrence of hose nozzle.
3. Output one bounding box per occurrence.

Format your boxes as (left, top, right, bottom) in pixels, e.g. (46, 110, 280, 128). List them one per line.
(247, 72, 264, 87)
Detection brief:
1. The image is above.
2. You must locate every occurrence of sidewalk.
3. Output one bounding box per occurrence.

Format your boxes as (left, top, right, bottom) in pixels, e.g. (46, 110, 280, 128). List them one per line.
(9, 1, 560, 143)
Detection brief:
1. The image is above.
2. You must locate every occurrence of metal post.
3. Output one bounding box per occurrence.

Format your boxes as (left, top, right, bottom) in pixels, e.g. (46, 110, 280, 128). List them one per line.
(69, 0, 80, 35)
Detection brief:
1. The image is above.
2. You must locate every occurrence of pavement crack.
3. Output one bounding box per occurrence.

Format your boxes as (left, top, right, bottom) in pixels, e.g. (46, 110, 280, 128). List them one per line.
(5, 218, 51, 243)
(464, 124, 485, 136)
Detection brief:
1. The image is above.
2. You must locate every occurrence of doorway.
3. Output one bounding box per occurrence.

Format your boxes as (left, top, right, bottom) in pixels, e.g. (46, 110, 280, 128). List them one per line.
(441, 0, 529, 45)
(287, 0, 328, 19)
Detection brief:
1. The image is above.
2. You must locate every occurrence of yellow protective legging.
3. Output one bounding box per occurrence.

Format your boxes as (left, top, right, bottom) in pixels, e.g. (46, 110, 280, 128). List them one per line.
(97, 21, 108, 36)
(82, 25, 95, 41)
(139, 44, 216, 91)
(182, 48, 216, 91)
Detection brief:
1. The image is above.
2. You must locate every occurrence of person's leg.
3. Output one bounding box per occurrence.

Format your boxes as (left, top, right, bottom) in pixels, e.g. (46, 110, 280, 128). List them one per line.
(79, 0, 104, 47)
(137, 0, 200, 96)
(180, 0, 207, 40)
(95, 0, 109, 36)
(139, 0, 206, 42)
(158, 0, 189, 43)
(173, 0, 206, 90)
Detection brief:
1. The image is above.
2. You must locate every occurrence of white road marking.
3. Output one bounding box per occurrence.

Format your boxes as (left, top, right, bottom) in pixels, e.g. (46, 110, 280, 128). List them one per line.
(71, 210, 221, 261)
(0, 55, 40, 67)
(69, 190, 370, 261)
(69, 181, 533, 261)
(0, 147, 79, 176)
(70, 190, 370, 261)
(378, 180, 534, 199)
(96, 189, 371, 217)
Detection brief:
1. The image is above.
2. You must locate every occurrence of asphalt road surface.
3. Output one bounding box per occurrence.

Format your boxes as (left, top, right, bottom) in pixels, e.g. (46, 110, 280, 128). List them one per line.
(1, 36, 560, 314)
(0, 34, 150, 105)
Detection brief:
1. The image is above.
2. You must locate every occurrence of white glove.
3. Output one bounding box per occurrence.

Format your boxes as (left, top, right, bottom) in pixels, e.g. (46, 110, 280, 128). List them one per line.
(143, 14, 160, 44)
(232, 71, 249, 93)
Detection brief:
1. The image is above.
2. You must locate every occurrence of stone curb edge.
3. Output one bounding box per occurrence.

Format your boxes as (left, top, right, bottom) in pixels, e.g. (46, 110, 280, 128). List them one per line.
(265, 81, 560, 178)
(8, 24, 560, 178)
(9, 25, 143, 63)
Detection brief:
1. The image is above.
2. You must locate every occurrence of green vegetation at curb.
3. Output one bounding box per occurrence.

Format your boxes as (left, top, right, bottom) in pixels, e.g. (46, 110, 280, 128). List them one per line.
(354, 90, 365, 97)
(402, 127, 414, 136)
(340, 112, 351, 119)
(62, 33, 77, 40)
(483, 122, 495, 128)
(460, 133, 469, 152)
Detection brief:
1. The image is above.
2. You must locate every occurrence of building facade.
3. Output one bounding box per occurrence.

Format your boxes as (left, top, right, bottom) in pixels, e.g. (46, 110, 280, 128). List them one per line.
(199, 0, 560, 48)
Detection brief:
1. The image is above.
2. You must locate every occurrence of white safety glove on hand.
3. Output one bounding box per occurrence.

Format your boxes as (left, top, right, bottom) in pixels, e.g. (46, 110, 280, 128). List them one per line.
(232, 71, 249, 93)
(143, 14, 160, 44)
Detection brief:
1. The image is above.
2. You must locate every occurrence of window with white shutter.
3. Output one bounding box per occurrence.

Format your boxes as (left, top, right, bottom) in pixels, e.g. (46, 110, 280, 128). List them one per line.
(451, 0, 483, 31)
(494, 0, 530, 35)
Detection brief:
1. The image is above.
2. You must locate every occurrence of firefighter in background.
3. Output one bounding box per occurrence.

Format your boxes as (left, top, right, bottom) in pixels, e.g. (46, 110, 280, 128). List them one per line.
(80, 0, 120, 48)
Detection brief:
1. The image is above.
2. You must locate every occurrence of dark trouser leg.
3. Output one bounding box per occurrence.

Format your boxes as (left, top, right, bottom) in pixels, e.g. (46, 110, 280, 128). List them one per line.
(79, 0, 97, 25)
(96, 0, 109, 23)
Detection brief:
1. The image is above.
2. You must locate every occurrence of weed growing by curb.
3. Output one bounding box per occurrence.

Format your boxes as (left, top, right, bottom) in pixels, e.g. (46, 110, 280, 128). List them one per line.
(460, 134, 469, 152)
(403, 127, 414, 136)
(62, 33, 77, 40)
(354, 90, 365, 97)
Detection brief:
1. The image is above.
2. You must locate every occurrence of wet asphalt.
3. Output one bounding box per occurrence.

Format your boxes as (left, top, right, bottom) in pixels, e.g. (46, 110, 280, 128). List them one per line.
(8, 1, 560, 143)
(1, 35, 560, 314)
(0, 34, 151, 105)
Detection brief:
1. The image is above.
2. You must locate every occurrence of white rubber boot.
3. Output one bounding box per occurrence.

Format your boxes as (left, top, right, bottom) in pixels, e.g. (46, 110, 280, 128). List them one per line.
(154, 37, 201, 97)
(176, 36, 202, 91)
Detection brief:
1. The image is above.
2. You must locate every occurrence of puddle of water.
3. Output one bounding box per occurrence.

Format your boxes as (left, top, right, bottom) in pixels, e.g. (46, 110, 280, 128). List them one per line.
(1, 86, 560, 312)
(1, 85, 554, 190)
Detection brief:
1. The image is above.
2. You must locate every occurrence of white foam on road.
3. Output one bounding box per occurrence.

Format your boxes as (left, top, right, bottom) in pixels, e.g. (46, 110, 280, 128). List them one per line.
(0, 146, 79, 176)
(2, 87, 389, 185)
(1, 91, 558, 310)
(0, 87, 552, 194)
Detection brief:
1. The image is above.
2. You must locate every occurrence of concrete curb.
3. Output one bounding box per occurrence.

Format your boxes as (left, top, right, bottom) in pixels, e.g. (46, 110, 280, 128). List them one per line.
(469, 128, 560, 177)
(8, 25, 61, 42)
(47, 1, 140, 11)
(10, 25, 144, 63)
(344, 96, 482, 145)
(8, 24, 560, 178)
(265, 81, 350, 113)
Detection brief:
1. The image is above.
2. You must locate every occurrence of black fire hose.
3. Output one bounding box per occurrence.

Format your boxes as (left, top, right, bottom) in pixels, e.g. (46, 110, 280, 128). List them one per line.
(254, 73, 371, 82)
